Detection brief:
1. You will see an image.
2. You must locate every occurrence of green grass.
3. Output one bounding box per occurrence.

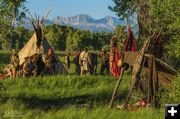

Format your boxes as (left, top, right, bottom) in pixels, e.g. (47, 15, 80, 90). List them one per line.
(0, 51, 165, 119)
(0, 75, 164, 119)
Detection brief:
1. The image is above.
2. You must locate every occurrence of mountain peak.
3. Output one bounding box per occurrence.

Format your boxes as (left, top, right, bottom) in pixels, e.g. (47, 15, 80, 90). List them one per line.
(25, 14, 125, 32)
(75, 14, 93, 18)
(71, 14, 94, 23)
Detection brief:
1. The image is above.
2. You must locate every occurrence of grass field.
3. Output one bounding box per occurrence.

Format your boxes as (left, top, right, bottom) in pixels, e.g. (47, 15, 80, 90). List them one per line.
(0, 51, 165, 119)
(0, 75, 164, 119)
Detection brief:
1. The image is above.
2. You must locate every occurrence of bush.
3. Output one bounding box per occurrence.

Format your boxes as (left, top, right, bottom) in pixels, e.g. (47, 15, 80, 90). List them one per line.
(159, 74, 180, 105)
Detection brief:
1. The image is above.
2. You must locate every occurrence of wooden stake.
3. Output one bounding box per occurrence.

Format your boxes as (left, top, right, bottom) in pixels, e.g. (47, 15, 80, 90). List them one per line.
(123, 76, 137, 109)
(108, 68, 124, 108)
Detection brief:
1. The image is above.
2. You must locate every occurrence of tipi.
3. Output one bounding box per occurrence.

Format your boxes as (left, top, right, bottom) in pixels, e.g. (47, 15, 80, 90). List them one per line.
(18, 14, 67, 74)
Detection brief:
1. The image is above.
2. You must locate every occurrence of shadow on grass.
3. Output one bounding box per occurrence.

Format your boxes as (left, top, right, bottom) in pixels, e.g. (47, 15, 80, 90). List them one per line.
(2, 90, 128, 110)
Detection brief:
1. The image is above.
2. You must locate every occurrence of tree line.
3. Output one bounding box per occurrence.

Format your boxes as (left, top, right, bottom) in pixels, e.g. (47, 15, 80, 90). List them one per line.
(44, 24, 113, 51)
(0, 24, 116, 51)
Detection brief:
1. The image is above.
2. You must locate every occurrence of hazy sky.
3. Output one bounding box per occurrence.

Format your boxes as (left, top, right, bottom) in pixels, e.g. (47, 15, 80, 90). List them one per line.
(26, 0, 116, 19)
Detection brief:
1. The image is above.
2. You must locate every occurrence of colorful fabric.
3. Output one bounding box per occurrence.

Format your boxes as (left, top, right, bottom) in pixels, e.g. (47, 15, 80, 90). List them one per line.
(111, 46, 121, 77)
(123, 26, 136, 52)
(110, 25, 136, 77)
(132, 36, 152, 82)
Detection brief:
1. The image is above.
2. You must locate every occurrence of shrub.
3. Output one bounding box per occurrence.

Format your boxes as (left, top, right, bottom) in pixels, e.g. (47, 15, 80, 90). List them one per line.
(159, 74, 180, 105)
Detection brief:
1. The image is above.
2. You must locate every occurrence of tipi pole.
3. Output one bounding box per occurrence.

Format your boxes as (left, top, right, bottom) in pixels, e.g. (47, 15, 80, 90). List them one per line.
(123, 76, 138, 109)
(108, 68, 124, 108)
(123, 32, 156, 109)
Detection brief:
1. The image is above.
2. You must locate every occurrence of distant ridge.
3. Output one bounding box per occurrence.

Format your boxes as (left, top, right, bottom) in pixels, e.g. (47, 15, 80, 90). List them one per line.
(24, 14, 125, 32)
(53, 14, 124, 32)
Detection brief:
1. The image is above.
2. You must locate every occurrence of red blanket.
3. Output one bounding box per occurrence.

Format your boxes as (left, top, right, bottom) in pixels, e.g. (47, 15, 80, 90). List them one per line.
(111, 25, 136, 77)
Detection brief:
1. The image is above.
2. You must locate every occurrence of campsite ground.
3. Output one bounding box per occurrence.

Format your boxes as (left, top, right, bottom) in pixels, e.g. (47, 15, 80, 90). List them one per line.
(0, 50, 169, 119)
(0, 75, 164, 119)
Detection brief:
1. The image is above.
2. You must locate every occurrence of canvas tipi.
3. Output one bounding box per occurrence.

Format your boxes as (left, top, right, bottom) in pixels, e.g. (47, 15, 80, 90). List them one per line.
(18, 14, 67, 74)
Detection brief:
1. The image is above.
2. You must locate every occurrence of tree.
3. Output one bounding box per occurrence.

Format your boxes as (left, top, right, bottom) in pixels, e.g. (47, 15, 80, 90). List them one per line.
(44, 24, 113, 51)
(13, 27, 29, 49)
(45, 25, 62, 50)
(0, 0, 27, 49)
(109, 0, 150, 39)
(148, 0, 180, 69)
(66, 29, 74, 51)
(114, 25, 126, 41)
(109, 0, 180, 69)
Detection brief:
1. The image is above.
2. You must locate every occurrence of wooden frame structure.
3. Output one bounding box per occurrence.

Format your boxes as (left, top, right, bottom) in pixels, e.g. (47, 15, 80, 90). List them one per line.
(109, 33, 177, 109)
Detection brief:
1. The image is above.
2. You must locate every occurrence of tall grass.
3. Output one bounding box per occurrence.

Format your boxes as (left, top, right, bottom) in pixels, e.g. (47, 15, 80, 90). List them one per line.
(0, 74, 164, 119)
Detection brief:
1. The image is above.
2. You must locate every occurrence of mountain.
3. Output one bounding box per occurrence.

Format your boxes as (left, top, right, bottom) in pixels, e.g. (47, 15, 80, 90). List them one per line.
(23, 14, 125, 32)
(22, 14, 140, 34)
(53, 14, 125, 32)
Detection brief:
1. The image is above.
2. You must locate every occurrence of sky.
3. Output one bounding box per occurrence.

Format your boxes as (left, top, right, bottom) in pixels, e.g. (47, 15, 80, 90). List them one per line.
(26, 0, 117, 19)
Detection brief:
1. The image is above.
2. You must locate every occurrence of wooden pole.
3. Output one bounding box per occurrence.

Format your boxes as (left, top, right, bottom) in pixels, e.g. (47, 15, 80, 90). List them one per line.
(123, 33, 156, 109)
(108, 68, 124, 108)
(123, 76, 137, 109)
(148, 55, 153, 103)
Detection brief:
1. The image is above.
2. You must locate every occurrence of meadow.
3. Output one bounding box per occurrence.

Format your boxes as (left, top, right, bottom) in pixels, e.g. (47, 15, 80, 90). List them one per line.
(0, 50, 167, 119)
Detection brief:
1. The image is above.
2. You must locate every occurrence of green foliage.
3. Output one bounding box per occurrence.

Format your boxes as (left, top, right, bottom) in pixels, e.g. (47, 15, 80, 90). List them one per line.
(114, 25, 126, 40)
(165, 37, 180, 70)
(148, 0, 180, 69)
(45, 24, 66, 50)
(44, 24, 113, 51)
(0, 0, 27, 49)
(114, 25, 126, 50)
(12, 27, 29, 49)
(108, 0, 136, 19)
(159, 75, 180, 105)
(97, 32, 113, 51)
